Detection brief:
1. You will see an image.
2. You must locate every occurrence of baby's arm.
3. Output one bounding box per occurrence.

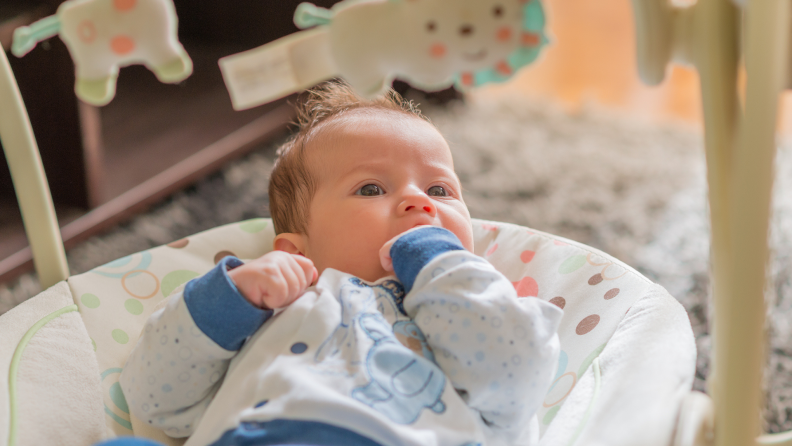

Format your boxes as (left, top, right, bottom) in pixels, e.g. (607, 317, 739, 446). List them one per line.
(120, 253, 315, 437)
(383, 227, 562, 433)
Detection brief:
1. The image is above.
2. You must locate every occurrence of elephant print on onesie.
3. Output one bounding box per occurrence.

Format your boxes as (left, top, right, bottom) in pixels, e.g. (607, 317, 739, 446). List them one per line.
(313, 282, 375, 376)
(12, 0, 193, 106)
(352, 313, 447, 424)
(313, 278, 446, 424)
(353, 278, 436, 362)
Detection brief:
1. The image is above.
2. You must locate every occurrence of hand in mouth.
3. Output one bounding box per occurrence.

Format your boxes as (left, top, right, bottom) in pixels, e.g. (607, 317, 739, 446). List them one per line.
(463, 49, 488, 61)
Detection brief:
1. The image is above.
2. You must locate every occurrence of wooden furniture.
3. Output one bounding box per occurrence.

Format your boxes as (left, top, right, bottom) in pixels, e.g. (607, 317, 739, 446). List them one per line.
(0, 0, 338, 284)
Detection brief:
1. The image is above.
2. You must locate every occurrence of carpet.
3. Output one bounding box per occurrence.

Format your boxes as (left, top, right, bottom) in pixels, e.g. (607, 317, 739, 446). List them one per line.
(4, 93, 792, 432)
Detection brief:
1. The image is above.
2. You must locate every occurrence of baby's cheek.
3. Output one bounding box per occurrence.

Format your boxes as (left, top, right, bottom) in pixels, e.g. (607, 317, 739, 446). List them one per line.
(497, 26, 513, 43)
(429, 43, 447, 59)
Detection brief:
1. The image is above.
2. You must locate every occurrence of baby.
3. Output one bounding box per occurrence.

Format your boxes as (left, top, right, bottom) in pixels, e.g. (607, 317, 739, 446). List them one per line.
(120, 82, 562, 446)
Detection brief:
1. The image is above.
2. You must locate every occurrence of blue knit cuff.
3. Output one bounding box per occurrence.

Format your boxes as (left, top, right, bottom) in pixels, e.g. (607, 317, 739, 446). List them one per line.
(390, 227, 465, 294)
(184, 256, 272, 351)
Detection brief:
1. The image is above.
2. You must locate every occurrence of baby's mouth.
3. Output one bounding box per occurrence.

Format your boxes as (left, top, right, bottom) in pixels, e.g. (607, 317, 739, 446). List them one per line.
(463, 49, 488, 61)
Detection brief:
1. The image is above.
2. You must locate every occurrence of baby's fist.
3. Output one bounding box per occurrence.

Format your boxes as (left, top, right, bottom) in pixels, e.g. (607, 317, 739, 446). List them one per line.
(380, 226, 432, 272)
(228, 251, 317, 310)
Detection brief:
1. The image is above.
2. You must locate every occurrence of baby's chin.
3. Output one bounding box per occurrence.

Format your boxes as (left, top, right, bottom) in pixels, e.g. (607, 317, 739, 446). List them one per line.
(350, 265, 394, 284)
(316, 261, 392, 284)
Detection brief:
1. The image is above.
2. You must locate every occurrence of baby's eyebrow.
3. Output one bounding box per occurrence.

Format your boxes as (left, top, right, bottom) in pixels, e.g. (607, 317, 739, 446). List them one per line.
(340, 161, 390, 177)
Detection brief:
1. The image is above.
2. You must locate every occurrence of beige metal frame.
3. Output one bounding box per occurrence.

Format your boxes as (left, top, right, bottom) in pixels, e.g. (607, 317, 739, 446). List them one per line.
(0, 47, 68, 289)
(3, 0, 792, 444)
(632, 0, 792, 445)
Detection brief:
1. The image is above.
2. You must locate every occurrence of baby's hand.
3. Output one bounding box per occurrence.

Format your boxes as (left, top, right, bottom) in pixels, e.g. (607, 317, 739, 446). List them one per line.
(380, 226, 432, 272)
(228, 252, 318, 310)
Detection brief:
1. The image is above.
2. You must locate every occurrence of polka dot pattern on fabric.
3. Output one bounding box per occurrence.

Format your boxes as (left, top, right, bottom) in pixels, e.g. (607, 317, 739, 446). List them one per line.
(125, 299, 144, 315)
(543, 405, 561, 425)
(81, 293, 100, 309)
(558, 255, 586, 274)
(486, 244, 499, 257)
(604, 288, 620, 300)
(161, 270, 200, 298)
(240, 219, 268, 233)
(520, 250, 535, 263)
(167, 239, 189, 249)
(575, 315, 600, 335)
(549, 296, 565, 309)
(214, 251, 236, 265)
(112, 329, 129, 344)
(290, 342, 308, 354)
(588, 274, 604, 286)
(512, 276, 539, 297)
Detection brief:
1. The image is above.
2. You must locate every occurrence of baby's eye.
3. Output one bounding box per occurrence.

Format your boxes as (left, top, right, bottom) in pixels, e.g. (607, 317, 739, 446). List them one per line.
(427, 186, 448, 197)
(357, 184, 384, 196)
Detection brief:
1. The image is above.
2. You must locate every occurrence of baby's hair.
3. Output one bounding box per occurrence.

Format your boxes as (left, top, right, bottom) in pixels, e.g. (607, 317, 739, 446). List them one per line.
(269, 81, 432, 235)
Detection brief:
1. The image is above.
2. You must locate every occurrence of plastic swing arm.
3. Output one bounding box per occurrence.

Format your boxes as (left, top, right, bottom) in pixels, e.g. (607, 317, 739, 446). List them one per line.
(0, 45, 69, 288)
(11, 15, 62, 58)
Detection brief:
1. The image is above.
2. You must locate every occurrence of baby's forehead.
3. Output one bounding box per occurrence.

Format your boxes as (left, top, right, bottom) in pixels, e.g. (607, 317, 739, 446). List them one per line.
(306, 116, 459, 189)
(312, 112, 451, 163)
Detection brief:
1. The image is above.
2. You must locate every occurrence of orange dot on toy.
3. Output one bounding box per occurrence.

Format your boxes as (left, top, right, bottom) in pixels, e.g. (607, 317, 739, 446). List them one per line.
(111, 35, 136, 55)
(114, 0, 137, 11)
(430, 43, 447, 59)
(461, 72, 474, 87)
(496, 61, 512, 76)
(496, 26, 513, 42)
(522, 32, 540, 46)
(78, 21, 97, 43)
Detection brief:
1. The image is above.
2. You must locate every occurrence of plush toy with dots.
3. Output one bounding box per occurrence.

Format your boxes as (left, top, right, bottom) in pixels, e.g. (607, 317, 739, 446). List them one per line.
(220, 0, 547, 110)
(12, 0, 193, 106)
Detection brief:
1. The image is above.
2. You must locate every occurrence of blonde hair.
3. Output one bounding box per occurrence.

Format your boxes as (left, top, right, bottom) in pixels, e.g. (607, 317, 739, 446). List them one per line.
(268, 81, 431, 235)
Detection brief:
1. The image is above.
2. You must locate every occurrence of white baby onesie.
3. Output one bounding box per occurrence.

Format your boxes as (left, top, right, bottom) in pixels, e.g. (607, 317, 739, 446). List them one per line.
(120, 227, 562, 446)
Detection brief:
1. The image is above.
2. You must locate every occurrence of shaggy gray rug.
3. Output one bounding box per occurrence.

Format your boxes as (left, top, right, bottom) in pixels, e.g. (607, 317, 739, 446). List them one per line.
(3, 94, 792, 432)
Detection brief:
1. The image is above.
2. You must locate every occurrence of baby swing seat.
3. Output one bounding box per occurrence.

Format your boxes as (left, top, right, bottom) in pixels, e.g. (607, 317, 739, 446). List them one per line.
(0, 218, 696, 446)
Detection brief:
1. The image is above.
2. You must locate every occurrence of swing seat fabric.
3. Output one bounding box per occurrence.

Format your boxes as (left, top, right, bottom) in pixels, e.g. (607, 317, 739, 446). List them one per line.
(0, 218, 695, 446)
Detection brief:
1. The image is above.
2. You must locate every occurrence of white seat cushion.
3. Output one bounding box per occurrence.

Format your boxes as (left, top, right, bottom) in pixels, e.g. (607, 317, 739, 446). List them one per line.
(66, 218, 694, 443)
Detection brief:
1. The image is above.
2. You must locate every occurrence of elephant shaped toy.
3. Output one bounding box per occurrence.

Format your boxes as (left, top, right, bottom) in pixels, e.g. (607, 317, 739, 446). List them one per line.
(12, 0, 192, 106)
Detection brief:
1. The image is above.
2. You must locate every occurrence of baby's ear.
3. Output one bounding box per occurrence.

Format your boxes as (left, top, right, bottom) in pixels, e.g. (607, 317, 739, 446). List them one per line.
(273, 233, 307, 255)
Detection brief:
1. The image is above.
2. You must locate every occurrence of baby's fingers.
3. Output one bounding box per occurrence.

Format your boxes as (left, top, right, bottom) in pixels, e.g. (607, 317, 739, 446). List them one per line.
(279, 263, 304, 302)
(292, 255, 318, 286)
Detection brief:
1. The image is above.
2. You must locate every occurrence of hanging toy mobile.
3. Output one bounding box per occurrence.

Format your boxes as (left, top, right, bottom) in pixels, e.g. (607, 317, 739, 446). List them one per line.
(11, 0, 193, 106)
(219, 0, 548, 111)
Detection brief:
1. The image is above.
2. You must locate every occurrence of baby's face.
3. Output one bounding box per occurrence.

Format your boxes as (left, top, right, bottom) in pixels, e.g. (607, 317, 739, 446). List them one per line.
(302, 112, 473, 282)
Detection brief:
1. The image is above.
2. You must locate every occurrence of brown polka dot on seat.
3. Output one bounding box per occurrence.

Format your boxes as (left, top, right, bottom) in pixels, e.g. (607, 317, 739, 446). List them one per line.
(576, 315, 600, 335)
(604, 288, 620, 300)
(214, 251, 237, 264)
(549, 296, 566, 309)
(588, 274, 603, 286)
(168, 239, 189, 249)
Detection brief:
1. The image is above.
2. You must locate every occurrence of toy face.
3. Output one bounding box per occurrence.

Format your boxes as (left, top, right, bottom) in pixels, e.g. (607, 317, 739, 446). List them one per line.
(398, 0, 525, 86)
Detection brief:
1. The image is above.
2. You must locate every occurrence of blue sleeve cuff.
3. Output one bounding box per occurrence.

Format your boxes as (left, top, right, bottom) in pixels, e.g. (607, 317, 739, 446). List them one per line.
(183, 256, 273, 351)
(390, 227, 465, 294)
